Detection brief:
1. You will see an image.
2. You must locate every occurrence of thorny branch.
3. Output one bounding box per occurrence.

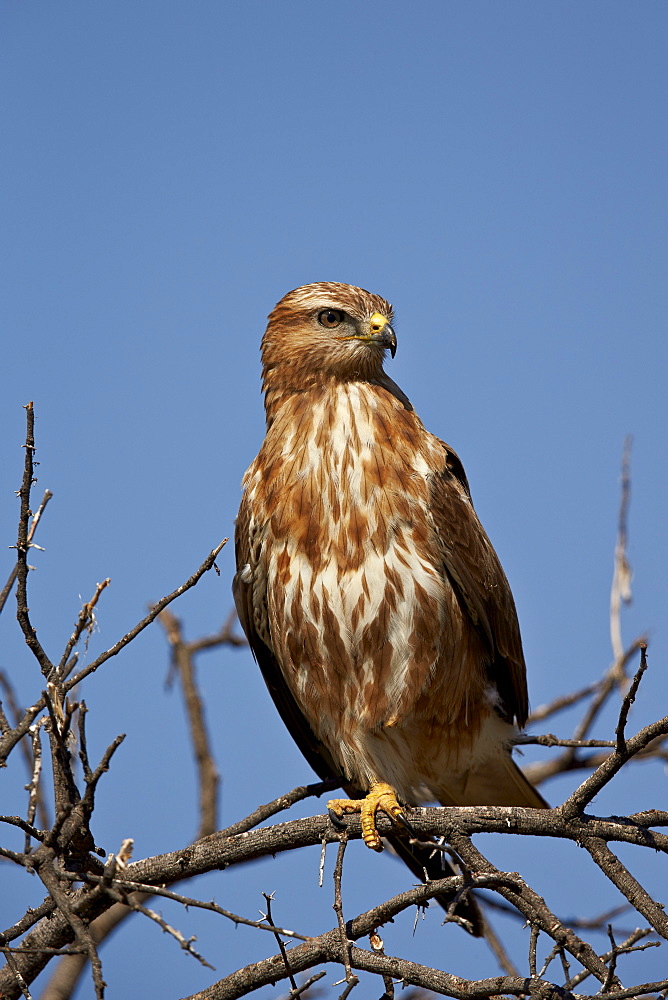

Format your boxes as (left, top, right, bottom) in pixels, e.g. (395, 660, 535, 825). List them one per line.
(4, 743, 668, 999)
(14, 403, 54, 680)
(261, 892, 298, 992)
(1, 413, 666, 1000)
(0, 486, 52, 617)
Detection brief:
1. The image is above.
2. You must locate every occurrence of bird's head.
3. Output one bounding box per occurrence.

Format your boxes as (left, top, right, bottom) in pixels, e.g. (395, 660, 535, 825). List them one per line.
(261, 282, 396, 390)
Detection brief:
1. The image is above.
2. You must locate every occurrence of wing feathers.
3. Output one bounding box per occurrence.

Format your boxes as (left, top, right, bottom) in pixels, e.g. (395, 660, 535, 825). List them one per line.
(429, 441, 529, 727)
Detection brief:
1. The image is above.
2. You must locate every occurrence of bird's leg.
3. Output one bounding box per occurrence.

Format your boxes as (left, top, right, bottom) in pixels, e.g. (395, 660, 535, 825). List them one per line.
(327, 782, 406, 852)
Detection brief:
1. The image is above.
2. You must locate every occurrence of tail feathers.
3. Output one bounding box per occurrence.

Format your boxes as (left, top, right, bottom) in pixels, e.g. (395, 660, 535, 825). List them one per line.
(435, 755, 548, 810)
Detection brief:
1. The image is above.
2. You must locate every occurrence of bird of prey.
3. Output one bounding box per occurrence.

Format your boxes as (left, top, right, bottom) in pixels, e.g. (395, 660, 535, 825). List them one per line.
(234, 282, 545, 933)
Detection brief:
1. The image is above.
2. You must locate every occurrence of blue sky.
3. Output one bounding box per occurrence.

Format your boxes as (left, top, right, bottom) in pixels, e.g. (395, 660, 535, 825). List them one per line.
(1, 2, 667, 996)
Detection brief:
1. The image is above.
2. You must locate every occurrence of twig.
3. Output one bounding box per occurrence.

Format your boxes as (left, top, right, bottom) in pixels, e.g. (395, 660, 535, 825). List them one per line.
(583, 837, 668, 938)
(57, 579, 111, 676)
(1, 898, 60, 946)
(37, 863, 106, 999)
(14, 403, 56, 680)
(63, 540, 228, 693)
(446, 828, 618, 986)
(528, 923, 538, 977)
(0, 697, 44, 769)
(560, 708, 668, 819)
(0, 488, 52, 617)
(335, 975, 359, 1000)
(24, 719, 47, 851)
(39, 602, 236, 997)
(0, 936, 34, 1000)
(187, 609, 247, 652)
(59, 871, 311, 939)
(332, 836, 356, 991)
(0, 542, 227, 768)
(369, 931, 395, 1000)
(523, 737, 668, 788)
(0, 697, 10, 737)
(610, 436, 632, 664)
(571, 638, 644, 747)
(159, 610, 219, 839)
(77, 702, 93, 782)
(602, 924, 619, 994)
(319, 838, 327, 887)
(217, 778, 339, 839)
(522, 639, 646, 790)
(616, 642, 648, 755)
(0, 946, 88, 957)
(567, 928, 658, 988)
(536, 940, 562, 978)
(0, 815, 44, 842)
(117, 894, 214, 970)
(262, 893, 297, 991)
(516, 734, 616, 748)
(284, 970, 326, 998)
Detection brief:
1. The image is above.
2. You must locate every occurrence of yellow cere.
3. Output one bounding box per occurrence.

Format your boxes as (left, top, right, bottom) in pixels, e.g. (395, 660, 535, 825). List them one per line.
(369, 312, 390, 332)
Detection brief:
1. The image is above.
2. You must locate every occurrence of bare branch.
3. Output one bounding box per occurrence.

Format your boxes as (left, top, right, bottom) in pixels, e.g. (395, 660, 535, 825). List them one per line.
(559, 710, 668, 820)
(615, 642, 648, 755)
(24, 719, 47, 850)
(62, 539, 228, 693)
(36, 863, 106, 1000)
(568, 929, 658, 988)
(610, 436, 633, 664)
(57, 872, 311, 940)
(110, 892, 215, 970)
(261, 892, 297, 991)
(187, 610, 247, 652)
(57, 579, 111, 677)
(14, 403, 56, 680)
(528, 681, 601, 725)
(583, 838, 668, 938)
(446, 829, 618, 987)
(217, 778, 339, 839)
(283, 970, 326, 998)
(159, 609, 219, 839)
(0, 815, 44, 843)
(3, 411, 666, 1000)
(0, 488, 52, 617)
(331, 837, 356, 991)
(517, 734, 616, 748)
(0, 543, 227, 768)
(0, 936, 34, 1000)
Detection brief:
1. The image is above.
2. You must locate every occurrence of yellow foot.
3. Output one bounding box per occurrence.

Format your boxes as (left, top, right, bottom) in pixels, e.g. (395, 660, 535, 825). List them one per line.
(328, 782, 405, 852)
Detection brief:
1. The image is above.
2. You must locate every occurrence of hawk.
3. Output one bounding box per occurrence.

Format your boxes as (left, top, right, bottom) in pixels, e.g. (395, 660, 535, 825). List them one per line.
(234, 282, 545, 932)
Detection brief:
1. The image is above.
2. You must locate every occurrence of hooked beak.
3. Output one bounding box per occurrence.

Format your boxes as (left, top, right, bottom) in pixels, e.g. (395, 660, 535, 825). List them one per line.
(367, 312, 397, 358)
(334, 311, 397, 358)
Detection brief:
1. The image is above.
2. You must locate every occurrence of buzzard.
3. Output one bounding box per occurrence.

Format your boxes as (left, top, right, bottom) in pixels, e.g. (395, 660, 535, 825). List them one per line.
(234, 282, 545, 932)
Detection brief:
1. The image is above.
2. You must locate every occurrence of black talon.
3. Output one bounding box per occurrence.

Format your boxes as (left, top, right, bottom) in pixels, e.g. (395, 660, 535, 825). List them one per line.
(328, 807, 348, 830)
(395, 811, 418, 838)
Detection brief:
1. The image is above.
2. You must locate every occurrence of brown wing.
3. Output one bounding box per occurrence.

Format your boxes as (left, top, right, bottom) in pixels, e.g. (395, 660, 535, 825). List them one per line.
(233, 493, 485, 933)
(233, 495, 344, 786)
(429, 439, 529, 727)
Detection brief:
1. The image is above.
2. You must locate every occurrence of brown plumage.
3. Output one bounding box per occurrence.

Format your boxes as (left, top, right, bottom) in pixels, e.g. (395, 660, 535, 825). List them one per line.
(234, 282, 546, 933)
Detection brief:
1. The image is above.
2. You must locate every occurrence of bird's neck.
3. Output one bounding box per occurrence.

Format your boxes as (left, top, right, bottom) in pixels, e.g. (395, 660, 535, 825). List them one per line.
(263, 370, 412, 429)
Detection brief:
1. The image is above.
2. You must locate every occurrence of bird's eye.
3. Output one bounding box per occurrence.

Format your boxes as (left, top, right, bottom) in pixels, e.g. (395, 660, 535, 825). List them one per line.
(318, 309, 344, 329)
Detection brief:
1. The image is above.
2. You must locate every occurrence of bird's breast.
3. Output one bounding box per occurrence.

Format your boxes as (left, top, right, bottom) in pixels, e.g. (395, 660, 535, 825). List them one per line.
(259, 383, 436, 561)
(246, 384, 456, 731)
